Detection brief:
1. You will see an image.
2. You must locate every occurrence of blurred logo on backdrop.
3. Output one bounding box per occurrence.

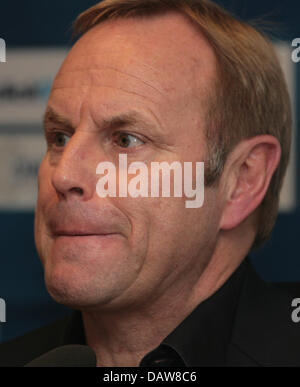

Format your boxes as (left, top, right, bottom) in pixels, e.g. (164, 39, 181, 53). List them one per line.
(0, 48, 67, 125)
(0, 79, 52, 101)
(0, 44, 297, 211)
(0, 49, 67, 210)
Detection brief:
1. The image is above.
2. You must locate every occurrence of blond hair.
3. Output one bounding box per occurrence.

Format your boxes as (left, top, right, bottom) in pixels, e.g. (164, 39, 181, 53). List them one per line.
(73, 0, 292, 249)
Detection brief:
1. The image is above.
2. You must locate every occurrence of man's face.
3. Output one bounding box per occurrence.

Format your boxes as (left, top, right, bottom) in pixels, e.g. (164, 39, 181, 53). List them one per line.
(34, 12, 221, 311)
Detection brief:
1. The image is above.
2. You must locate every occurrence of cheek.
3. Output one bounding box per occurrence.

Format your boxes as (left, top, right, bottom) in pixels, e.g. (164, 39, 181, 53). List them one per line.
(146, 195, 216, 259)
(36, 156, 57, 216)
(131, 198, 183, 259)
(37, 156, 52, 195)
(34, 158, 54, 255)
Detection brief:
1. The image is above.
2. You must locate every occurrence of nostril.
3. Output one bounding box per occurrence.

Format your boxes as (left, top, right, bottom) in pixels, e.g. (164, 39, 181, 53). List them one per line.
(70, 187, 84, 196)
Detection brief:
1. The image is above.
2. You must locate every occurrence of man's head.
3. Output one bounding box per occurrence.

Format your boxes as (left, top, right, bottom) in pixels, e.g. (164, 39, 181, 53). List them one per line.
(34, 0, 291, 311)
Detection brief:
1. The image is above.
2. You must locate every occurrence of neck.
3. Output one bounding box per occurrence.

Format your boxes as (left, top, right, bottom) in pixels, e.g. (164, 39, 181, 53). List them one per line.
(81, 231, 253, 367)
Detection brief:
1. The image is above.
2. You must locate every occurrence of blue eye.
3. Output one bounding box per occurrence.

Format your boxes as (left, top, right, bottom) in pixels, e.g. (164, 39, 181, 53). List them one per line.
(54, 133, 70, 148)
(115, 133, 145, 148)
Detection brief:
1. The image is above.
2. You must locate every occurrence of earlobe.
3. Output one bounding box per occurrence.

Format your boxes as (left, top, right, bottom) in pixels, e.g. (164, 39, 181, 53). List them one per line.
(219, 135, 281, 231)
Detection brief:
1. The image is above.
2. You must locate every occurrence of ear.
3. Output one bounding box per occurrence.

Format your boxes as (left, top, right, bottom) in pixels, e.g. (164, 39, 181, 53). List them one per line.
(219, 135, 281, 230)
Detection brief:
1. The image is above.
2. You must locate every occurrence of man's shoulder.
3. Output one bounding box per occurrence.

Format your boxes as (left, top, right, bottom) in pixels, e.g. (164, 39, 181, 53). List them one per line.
(228, 259, 300, 366)
(0, 316, 70, 367)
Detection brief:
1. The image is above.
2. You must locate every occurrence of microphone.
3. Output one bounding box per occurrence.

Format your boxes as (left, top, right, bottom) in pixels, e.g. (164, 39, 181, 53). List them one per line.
(24, 345, 97, 367)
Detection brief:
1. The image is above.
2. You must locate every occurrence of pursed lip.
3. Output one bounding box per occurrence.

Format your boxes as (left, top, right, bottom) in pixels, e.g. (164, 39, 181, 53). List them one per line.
(52, 230, 118, 237)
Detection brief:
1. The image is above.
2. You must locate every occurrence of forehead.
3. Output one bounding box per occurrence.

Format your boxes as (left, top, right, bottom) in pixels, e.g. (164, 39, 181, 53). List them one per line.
(51, 12, 216, 134)
(55, 11, 216, 93)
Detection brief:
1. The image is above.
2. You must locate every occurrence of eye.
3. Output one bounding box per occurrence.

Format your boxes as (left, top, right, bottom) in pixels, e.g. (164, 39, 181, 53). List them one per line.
(53, 132, 70, 148)
(114, 132, 145, 149)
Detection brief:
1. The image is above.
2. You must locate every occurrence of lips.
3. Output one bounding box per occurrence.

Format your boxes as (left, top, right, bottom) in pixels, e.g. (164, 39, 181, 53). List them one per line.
(44, 201, 129, 240)
(53, 230, 116, 237)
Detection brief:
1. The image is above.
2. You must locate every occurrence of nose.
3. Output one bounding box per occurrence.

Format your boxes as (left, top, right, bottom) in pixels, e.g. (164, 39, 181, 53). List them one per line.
(51, 132, 99, 201)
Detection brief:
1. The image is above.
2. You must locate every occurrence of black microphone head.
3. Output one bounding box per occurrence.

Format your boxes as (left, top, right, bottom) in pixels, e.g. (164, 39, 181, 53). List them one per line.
(24, 345, 97, 367)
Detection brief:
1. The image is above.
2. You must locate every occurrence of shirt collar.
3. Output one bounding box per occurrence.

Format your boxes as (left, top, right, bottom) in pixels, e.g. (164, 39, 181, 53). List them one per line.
(141, 258, 248, 366)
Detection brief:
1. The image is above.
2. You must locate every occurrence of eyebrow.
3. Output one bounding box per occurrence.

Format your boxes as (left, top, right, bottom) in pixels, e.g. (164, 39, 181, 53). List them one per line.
(43, 107, 73, 130)
(43, 107, 159, 134)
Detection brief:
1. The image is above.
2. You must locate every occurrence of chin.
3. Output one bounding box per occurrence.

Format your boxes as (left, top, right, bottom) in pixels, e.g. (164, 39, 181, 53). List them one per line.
(43, 257, 136, 311)
(44, 266, 97, 309)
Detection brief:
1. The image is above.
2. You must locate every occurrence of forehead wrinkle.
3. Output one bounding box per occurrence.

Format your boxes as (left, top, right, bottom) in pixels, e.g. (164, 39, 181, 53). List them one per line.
(82, 52, 166, 76)
(91, 65, 165, 97)
(56, 65, 166, 100)
(62, 51, 172, 91)
(51, 84, 160, 107)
